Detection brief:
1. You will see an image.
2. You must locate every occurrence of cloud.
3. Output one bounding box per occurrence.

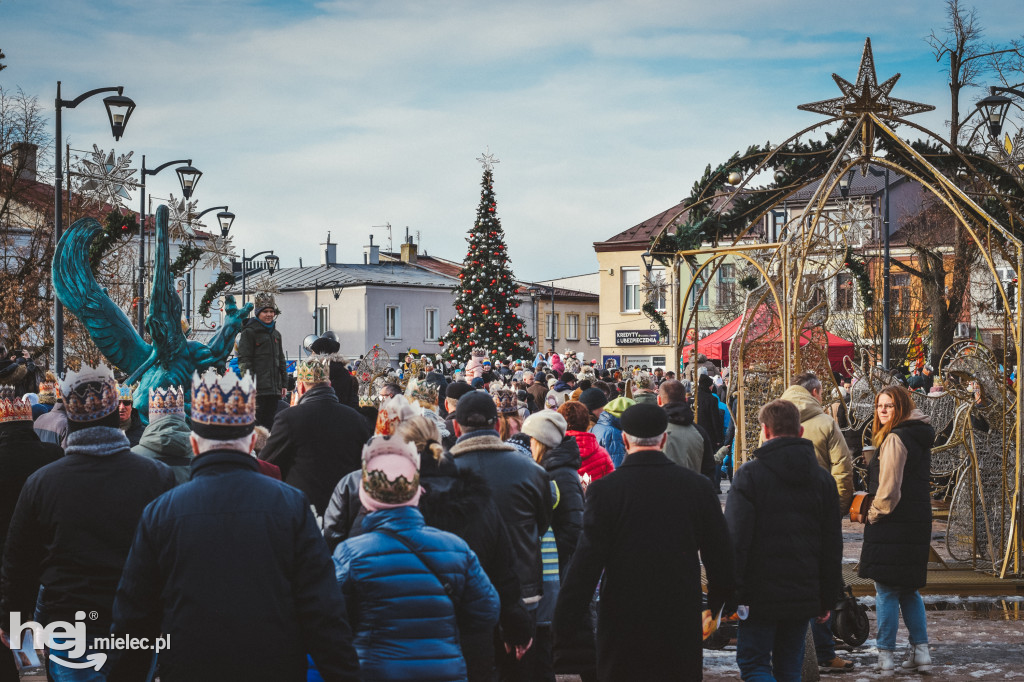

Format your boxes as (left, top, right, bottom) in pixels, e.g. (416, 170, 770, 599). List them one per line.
(3, 0, 1020, 282)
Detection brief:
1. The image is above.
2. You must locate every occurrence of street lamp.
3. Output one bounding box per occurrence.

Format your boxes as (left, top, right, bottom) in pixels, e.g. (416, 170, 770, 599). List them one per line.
(53, 81, 135, 375)
(528, 283, 556, 353)
(976, 84, 1024, 139)
(188, 205, 234, 238)
(640, 251, 654, 274)
(312, 279, 340, 335)
(240, 249, 279, 308)
(137, 157, 202, 333)
(867, 165, 892, 369)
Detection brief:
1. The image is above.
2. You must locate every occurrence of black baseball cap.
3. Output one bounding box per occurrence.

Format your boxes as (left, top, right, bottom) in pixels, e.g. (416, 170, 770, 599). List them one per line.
(620, 403, 668, 438)
(455, 390, 498, 428)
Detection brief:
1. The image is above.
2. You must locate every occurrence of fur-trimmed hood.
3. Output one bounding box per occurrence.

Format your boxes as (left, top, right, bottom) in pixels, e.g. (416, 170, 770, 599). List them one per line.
(448, 430, 517, 457)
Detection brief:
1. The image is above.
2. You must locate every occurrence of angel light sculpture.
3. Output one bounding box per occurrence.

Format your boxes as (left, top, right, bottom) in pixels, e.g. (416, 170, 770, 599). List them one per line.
(52, 204, 252, 422)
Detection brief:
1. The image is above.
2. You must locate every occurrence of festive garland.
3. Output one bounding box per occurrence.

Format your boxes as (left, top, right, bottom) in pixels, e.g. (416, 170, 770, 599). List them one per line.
(89, 210, 139, 272)
(169, 241, 203, 278)
(738, 274, 759, 290)
(198, 271, 234, 317)
(642, 301, 671, 340)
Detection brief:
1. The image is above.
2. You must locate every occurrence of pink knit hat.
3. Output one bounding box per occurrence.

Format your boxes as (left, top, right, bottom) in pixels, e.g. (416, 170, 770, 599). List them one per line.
(359, 435, 423, 512)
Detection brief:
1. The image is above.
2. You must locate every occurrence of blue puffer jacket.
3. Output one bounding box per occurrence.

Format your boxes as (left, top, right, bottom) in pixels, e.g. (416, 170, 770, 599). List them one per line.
(333, 505, 500, 682)
(591, 410, 627, 468)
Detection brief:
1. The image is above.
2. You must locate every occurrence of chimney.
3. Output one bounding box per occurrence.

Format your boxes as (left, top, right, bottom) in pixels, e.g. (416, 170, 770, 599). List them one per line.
(363, 234, 380, 265)
(399, 227, 418, 264)
(321, 230, 337, 266)
(11, 142, 38, 182)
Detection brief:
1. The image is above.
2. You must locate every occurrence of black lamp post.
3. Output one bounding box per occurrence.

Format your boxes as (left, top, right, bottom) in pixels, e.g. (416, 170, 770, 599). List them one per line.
(240, 250, 279, 307)
(976, 84, 1024, 139)
(54, 81, 135, 375)
(868, 165, 892, 369)
(137, 158, 202, 333)
(188, 205, 234, 238)
(312, 280, 340, 335)
(640, 250, 654, 274)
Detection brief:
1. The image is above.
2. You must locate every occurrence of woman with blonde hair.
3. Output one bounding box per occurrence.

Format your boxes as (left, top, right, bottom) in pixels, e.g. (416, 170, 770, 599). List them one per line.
(397, 416, 534, 681)
(857, 385, 935, 676)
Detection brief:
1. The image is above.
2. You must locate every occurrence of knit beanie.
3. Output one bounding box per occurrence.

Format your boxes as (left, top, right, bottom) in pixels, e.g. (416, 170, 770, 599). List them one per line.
(522, 410, 567, 449)
(604, 396, 635, 417)
(359, 435, 422, 512)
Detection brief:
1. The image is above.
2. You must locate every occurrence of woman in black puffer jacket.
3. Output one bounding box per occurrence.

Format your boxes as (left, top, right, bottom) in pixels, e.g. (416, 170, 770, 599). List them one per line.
(396, 416, 533, 682)
(857, 386, 935, 676)
(520, 410, 584, 578)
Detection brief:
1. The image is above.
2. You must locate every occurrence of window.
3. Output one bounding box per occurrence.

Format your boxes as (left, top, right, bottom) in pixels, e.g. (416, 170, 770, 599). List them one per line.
(316, 306, 329, 335)
(566, 314, 579, 340)
(586, 315, 599, 341)
(891, 274, 911, 313)
(545, 313, 559, 341)
(623, 268, 640, 312)
(385, 305, 401, 339)
(650, 267, 668, 311)
(425, 308, 439, 341)
(836, 273, 854, 311)
(690, 275, 709, 310)
(995, 267, 1015, 311)
(718, 263, 736, 308)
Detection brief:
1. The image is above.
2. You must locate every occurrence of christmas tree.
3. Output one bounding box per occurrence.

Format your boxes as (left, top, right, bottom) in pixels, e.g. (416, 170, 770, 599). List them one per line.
(441, 151, 534, 363)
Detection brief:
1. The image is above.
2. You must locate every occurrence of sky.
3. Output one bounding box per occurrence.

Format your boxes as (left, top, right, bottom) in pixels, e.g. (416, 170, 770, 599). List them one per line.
(2, 0, 1022, 283)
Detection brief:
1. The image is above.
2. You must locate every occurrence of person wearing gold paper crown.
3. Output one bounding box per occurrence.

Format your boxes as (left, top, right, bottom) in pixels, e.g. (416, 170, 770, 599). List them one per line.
(107, 369, 361, 682)
(260, 355, 371, 517)
(237, 292, 288, 428)
(117, 382, 145, 447)
(130, 387, 192, 485)
(1, 365, 175, 678)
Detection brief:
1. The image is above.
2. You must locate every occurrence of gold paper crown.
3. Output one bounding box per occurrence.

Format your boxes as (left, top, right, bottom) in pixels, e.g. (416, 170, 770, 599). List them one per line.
(148, 386, 186, 422)
(190, 369, 257, 436)
(374, 395, 422, 436)
(118, 382, 137, 403)
(0, 385, 33, 423)
(59, 364, 119, 422)
(37, 381, 57, 404)
(404, 377, 439, 410)
(296, 356, 330, 384)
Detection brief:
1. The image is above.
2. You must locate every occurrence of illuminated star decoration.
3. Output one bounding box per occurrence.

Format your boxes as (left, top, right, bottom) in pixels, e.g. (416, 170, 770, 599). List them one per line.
(798, 38, 935, 120)
(477, 147, 500, 172)
(72, 145, 138, 209)
(166, 195, 199, 241)
(199, 235, 236, 272)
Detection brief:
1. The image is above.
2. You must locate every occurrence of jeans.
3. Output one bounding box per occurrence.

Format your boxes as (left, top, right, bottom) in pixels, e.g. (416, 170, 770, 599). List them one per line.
(46, 636, 107, 682)
(736, 617, 808, 682)
(811, 613, 835, 664)
(874, 581, 928, 651)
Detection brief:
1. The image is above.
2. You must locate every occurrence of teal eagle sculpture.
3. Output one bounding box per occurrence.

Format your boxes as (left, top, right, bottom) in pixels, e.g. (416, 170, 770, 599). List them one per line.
(52, 204, 252, 421)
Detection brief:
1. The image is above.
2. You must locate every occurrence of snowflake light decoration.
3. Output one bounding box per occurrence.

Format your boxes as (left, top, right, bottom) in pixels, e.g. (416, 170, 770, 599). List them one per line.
(166, 195, 199, 241)
(199, 235, 236, 272)
(642, 271, 668, 305)
(72, 145, 138, 209)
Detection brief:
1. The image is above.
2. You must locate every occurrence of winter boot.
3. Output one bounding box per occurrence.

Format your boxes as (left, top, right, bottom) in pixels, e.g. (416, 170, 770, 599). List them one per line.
(875, 650, 895, 677)
(901, 643, 933, 672)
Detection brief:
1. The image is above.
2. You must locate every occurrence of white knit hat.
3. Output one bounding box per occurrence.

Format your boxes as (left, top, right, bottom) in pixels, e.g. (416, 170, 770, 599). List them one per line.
(522, 410, 567, 449)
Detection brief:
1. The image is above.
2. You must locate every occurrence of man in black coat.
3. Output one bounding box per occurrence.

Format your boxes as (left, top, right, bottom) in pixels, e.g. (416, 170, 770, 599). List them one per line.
(695, 373, 724, 449)
(449, 390, 552, 679)
(0, 391, 62, 682)
(1, 366, 175, 676)
(553, 402, 735, 681)
(261, 357, 371, 516)
(309, 333, 360, 409)
(106, 368, 360, 681)
(724, 399, 843, 681)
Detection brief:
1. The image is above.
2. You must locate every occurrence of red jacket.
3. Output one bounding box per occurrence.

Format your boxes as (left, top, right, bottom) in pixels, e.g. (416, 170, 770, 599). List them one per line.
(570, 430, 614, 481)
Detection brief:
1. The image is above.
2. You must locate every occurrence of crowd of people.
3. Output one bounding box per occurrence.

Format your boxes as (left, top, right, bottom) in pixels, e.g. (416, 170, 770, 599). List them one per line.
(0, 299, 938, 681)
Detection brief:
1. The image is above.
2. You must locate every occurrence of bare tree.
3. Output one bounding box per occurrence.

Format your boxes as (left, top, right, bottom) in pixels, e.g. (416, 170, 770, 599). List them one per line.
(0, 86, 55, 360)
(926, 0, 1024, 146)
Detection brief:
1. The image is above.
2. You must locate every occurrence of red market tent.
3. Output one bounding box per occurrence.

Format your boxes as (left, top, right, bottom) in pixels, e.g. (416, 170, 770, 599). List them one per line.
(681, 314, 854, 374)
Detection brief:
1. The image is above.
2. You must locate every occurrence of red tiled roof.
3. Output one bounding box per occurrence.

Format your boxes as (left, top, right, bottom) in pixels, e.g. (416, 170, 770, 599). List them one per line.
(594, 201, 688, 251)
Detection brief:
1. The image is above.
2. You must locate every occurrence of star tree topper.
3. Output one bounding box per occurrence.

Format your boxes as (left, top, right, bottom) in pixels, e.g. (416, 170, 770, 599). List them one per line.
(798, 38, 935, 120)
(477, 147, 500, 172)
